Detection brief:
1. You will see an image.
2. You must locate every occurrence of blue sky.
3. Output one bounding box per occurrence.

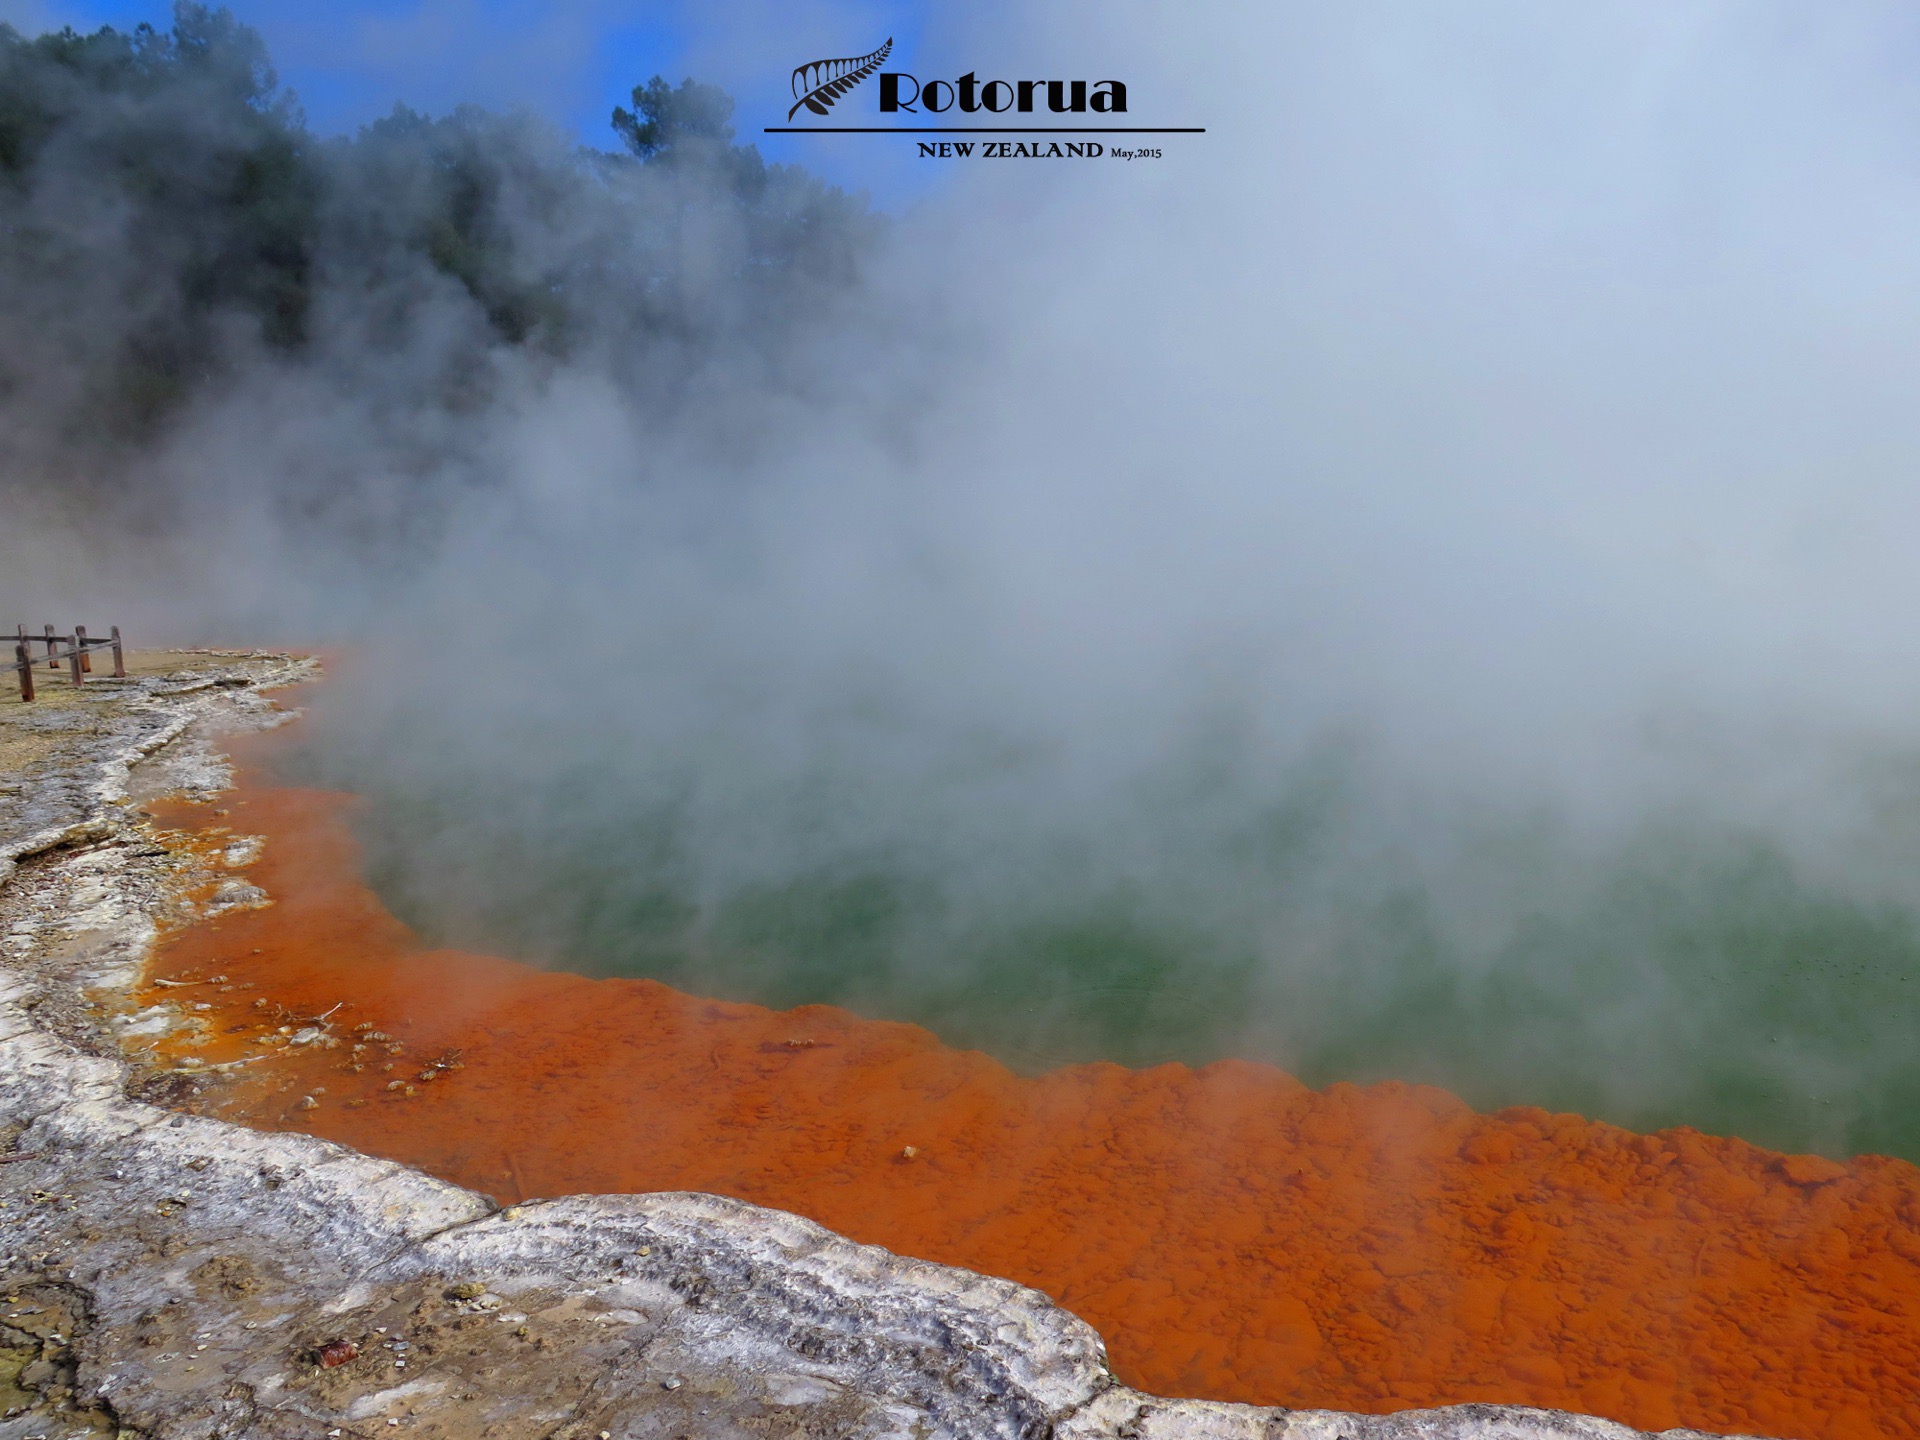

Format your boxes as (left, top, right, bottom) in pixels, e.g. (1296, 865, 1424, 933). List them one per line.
(5, 0, 943, 201)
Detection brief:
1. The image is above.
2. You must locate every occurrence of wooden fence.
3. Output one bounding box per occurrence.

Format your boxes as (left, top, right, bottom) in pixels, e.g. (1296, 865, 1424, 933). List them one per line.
(12, 624, 126, 701)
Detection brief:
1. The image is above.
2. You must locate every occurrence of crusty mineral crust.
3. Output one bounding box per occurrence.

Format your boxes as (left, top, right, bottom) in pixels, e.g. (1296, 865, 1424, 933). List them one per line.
(0, 655, 1766, 1439)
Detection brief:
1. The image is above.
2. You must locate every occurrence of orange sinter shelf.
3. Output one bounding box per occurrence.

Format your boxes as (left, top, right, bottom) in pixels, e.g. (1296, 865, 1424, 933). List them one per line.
(141, 732, 1920, 1440)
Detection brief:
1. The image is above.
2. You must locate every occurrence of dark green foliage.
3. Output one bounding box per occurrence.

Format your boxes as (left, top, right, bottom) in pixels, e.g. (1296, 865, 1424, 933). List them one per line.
(610, 75, 880, 294)
(612, 76, 736, 159)
(0, 5, 317, 441)
(324, 103, 579, 349)
(0, 4, 283, 178)
(0, 5, 875, 489)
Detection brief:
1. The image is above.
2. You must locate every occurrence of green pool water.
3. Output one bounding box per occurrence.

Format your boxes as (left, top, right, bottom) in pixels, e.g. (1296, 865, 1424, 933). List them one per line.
(303, 723, 1920, 1165)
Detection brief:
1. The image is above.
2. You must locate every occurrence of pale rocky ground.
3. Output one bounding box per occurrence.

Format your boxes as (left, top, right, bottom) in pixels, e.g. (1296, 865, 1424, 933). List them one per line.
(0, 650, 1764, 1439)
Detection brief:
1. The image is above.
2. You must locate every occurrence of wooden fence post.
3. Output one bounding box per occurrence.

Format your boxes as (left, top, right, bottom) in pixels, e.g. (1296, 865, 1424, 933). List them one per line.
(68, 631, 83, 686)
(14, 635, 33, 702)
(111, 626, 126, 678)
(44, 623, 57, 669)
(75, 624, 92, 674)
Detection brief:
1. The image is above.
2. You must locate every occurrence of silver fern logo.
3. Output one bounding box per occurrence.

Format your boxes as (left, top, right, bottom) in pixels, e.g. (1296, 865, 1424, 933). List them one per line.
(788, 39, 894, 121)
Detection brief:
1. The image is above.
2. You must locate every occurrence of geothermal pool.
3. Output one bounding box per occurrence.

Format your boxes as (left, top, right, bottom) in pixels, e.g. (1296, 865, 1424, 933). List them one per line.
(136, 721, 1920, 1440)
(325, 689, 1920, 1169)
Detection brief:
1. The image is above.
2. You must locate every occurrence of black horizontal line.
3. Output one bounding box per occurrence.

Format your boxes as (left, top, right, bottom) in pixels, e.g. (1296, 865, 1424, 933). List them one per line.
(763, 126, 1206, 134)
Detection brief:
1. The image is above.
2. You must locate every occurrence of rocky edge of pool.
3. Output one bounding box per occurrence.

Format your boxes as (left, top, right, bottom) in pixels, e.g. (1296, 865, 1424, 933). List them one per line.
(0, 650, 1760, 1440)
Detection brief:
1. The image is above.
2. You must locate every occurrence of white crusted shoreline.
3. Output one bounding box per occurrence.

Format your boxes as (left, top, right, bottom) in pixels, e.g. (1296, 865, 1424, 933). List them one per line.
(0, 655, 1767, 1439)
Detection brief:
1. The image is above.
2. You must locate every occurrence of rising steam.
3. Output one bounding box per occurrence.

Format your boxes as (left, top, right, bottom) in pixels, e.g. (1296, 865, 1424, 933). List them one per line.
(9, 1, 1920, 1159)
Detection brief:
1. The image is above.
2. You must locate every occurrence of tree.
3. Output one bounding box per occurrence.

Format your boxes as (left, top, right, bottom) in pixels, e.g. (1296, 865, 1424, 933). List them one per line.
(0, 9, 879, 494)
(611, 76, 736, 161)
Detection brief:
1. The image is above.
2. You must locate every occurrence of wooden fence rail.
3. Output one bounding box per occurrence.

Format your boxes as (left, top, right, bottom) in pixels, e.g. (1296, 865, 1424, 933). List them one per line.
(13, 624, 125, 701)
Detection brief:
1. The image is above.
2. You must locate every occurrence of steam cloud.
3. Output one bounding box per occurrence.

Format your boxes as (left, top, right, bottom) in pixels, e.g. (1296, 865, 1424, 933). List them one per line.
(9, 1, 1920, 1159)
